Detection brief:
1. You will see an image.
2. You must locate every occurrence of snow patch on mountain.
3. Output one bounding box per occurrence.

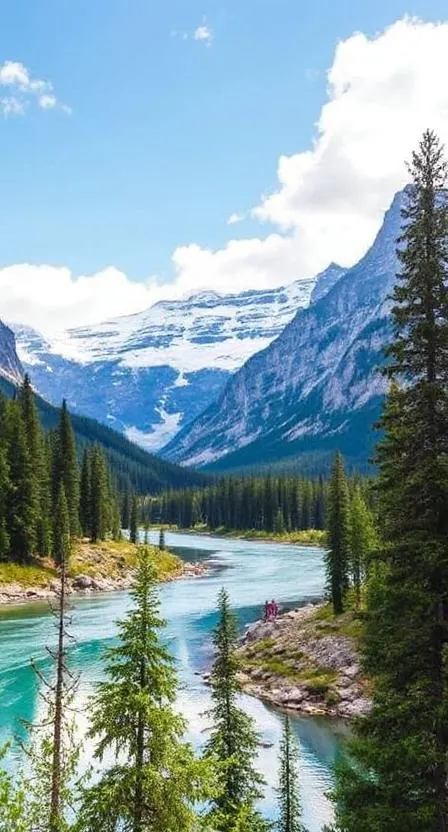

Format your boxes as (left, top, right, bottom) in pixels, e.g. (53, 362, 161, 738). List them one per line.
(11, 273, 325, 450)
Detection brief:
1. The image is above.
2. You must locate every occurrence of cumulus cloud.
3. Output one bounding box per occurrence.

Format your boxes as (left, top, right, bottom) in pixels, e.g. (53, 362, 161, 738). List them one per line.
(0, 60, 69, 116)
(2, 17, 448, 334)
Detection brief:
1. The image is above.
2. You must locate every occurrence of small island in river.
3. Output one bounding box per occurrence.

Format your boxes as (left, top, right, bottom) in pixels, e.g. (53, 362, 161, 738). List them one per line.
(237, 603, 371, 720)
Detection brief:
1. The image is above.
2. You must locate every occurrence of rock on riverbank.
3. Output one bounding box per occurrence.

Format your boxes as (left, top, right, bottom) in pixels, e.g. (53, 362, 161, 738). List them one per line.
(0, 539, 208, 607)
(237, 604, 371, 720)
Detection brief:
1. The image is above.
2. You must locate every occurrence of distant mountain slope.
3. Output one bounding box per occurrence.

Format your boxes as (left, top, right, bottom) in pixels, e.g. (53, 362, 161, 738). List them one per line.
(0, 320, 23, 385)
(12, 276, 319, 451)
(163, 191, 404, 472)
(0, 374, 208, 493)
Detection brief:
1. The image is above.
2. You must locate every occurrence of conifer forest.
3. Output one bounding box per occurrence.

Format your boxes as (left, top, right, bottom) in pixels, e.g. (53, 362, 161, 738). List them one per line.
(1, 114, 448, 830)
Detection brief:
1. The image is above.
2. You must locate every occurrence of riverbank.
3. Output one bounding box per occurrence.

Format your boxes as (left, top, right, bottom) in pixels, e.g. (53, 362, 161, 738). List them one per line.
(156, 525, 326, 547)
(237, 603, 370, 720)
(0, 539, 207, 606)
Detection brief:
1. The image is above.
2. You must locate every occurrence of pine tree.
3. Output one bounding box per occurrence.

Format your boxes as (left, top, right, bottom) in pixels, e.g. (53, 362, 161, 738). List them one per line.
(332, 131, 448, 831)
(90, 446, 108, 543)
(348, 486, 376, 607)
(326, 453, 350, 615)
(0, 445, 10, 559)
(53, 484, 71, 568)
(54, 401, 80, 538)
(129, 493, 138, 544)
(79, 449, 92, 538)
(273, 507, 286, 535)
(78, 547, 213, 831)
(159, 527, 165, 550)
(205, 589, 268, 831)
(277, 716, 306, 832)
(5, 401, 37, 562)
(19, 375, 51, 555)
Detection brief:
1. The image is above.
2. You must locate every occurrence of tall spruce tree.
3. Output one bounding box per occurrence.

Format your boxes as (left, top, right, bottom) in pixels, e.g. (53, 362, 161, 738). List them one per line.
(348, 486, 376, 607)
(54, 401, 80, 538)
(19, 375, 52, 556)
(332, 131, 448, 831)
(0, 444, 10, 559)
(53, 484, 71, 568)
(276, 716, 306, 832)
(5, 400, 37, 562)
(79, 449, 92, 538)
(129, 493, 138, 544)
(326, 453, 350, 615)
(205, 589, 268, 832)
(77, 547, 213, 831)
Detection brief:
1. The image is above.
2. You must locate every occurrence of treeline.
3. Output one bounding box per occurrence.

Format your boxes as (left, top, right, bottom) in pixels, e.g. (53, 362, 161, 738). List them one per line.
(0, 373, 209, 496)
(0, 376, 120, 564)
(144, 474, 374, 534)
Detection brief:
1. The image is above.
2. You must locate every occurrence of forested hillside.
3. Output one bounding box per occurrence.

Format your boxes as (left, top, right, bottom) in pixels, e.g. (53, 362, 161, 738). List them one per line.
(0, 375, 208, 494)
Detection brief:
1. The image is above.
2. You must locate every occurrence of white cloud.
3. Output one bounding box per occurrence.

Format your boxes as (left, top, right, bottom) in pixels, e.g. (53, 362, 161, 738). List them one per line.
(2, 17, 448, 334)
(193, 24, 213, 44)
(0, 60, 69, 116)
(227, 212, 246, 225)
(171, 21, 213, 44)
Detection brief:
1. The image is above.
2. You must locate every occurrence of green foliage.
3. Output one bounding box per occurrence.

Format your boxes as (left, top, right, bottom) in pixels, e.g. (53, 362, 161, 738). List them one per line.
(146, 474, 330, 534)
(54, 400, 80, 537)
(348, 486, 376, 606)
(0, 374, 208, 496)
(205, 589, 268, 832)
(77, 547, 214, 831)
(332, 131, 448, 830)
(129, 494, 138, 544)
(276, 716, 306, 832)
(53, 484, 71, 568)
(326, 453, 350, 615)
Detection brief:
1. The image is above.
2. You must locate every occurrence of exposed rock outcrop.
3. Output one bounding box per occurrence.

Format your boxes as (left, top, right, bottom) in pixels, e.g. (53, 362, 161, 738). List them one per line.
(237, 604, 371, 720)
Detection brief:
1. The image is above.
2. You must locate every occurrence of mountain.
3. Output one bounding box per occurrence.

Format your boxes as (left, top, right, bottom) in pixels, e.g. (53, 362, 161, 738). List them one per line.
(0, 320, 23, 384)
(163, 191, 404, 473)
(0, 326, 207, 494)
(12, 277, 317, 452)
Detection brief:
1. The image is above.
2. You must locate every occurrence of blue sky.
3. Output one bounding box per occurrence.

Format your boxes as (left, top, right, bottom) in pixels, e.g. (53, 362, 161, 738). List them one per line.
(0, 1, 448, 331)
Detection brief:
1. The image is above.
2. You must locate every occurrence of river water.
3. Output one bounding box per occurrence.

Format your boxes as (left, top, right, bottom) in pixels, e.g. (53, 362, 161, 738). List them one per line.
(0, 532, 346, 830)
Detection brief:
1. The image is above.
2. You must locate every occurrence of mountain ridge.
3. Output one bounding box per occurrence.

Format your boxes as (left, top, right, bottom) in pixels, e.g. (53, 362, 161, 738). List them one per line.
(162, 190, 403, 472)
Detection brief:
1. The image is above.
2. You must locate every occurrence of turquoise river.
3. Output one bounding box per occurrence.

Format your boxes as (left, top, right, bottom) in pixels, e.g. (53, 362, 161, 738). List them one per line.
(0, 532, 347, 830)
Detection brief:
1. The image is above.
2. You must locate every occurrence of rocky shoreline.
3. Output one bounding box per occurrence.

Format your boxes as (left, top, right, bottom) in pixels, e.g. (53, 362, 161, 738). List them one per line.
(236, 604, 371, 720)
(0, 560, 208, 607)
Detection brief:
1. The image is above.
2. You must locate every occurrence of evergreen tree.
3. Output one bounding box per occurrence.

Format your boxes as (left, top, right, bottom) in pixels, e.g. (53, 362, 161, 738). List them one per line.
(90, 447, 109, 543)
(54, 401, 80, 538)
(332, 131, 448, 831)
(19, 375, 52, 555)
(5, 401, 37, 562)
(129, 494, 138, 544)
(158, 527, 165, 551)
(0, 445, 10, 559)
(79, 449, 92, 538)
(53, 485, 71, 568)
(77, 547, 213, 831)
(205, 589, 268, 831)
(273, 507, 286, 535)
(121, 490, 131, 530)
(348, 486, 376, 607)
(326, 453, 350, 615)
(277, 716, 306, 832)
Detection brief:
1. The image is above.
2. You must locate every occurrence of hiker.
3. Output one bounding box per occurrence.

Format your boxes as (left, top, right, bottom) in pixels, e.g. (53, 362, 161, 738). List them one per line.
(271, 600, 278, 619)
(264, 600, 269, 621)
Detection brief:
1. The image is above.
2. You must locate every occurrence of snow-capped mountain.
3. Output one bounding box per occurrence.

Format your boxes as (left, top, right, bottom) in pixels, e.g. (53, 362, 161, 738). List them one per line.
(12, 275, 320, 450)
(0, 320, 23, 385)
(163, 191, 404, 471)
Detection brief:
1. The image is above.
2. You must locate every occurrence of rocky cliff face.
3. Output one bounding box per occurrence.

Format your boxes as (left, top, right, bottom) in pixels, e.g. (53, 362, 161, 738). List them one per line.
(0, 320, 23, 385)
(163, 191, 404, 470)
(12, 276, 319, 451)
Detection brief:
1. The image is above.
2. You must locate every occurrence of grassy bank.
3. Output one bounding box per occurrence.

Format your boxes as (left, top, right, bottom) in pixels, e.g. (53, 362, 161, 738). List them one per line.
(0, 538, 181, 591)
(155, 524, 326, 547)
(237, 602, 369, 718)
